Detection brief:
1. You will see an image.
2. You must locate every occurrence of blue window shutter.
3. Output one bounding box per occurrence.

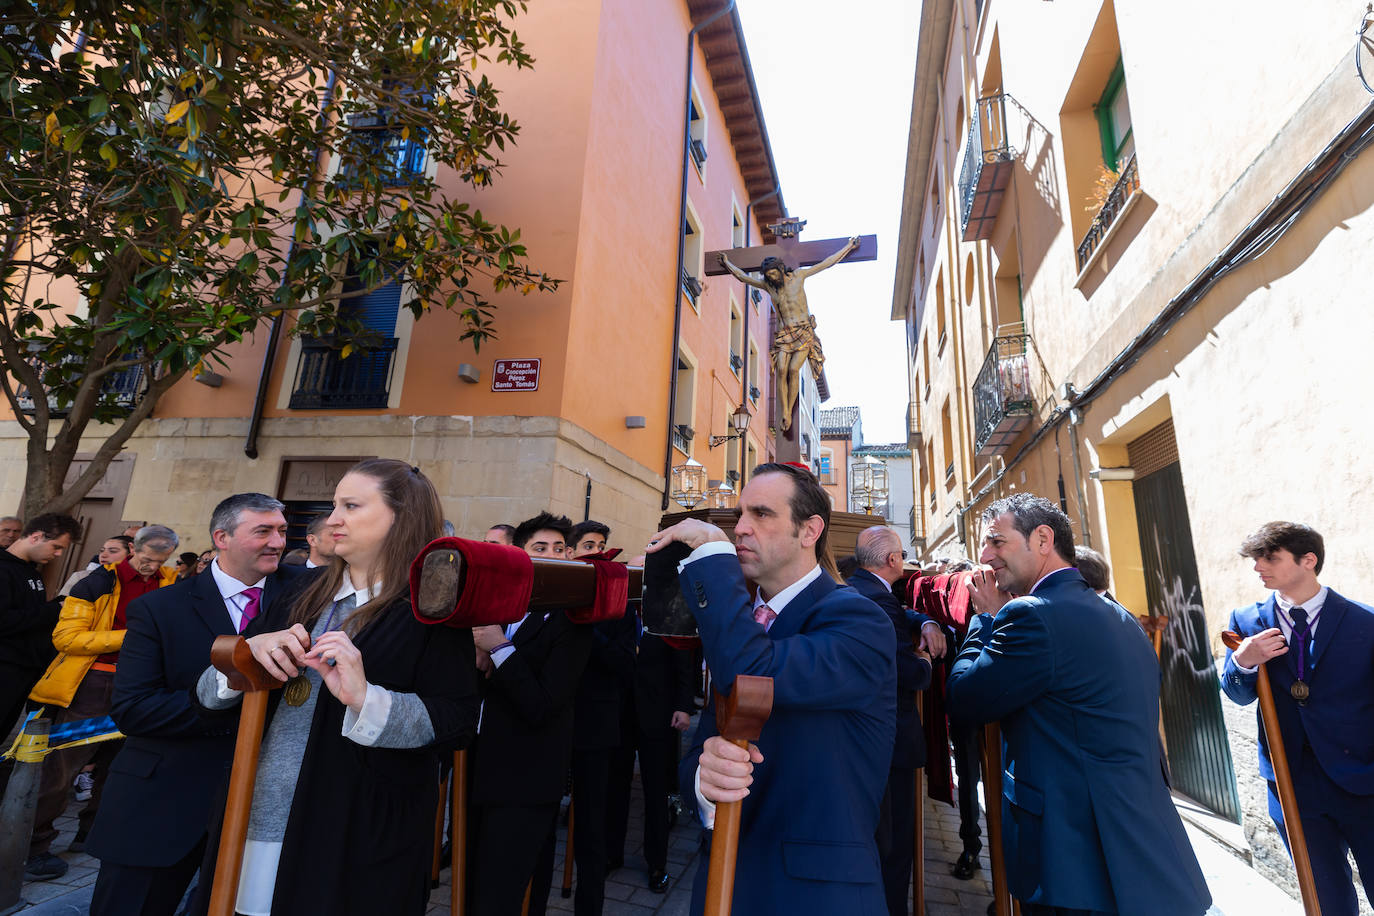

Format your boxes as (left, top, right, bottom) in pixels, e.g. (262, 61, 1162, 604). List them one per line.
(344, 279, 401, 336)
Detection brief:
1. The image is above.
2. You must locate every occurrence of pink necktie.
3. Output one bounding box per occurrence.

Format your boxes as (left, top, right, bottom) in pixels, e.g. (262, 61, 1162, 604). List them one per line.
(753, 603, 777, 631)
(238, 587, 262, 633)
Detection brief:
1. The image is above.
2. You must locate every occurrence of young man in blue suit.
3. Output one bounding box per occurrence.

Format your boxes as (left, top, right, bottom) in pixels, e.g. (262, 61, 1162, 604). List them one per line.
(949, 493, 1210, 916)
(649, 463, 896, 915)
(1221, 521, 1374, 915)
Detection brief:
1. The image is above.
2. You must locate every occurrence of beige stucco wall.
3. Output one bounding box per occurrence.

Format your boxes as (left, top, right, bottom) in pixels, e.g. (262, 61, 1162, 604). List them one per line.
(0, 415, 666, 555)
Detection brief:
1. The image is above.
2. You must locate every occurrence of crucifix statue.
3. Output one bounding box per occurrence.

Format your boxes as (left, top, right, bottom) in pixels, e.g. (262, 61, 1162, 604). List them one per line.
(708, 219, 876, 444)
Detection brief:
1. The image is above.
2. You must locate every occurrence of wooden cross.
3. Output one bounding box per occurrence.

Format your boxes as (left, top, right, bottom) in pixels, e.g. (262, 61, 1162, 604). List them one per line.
(704, 218, 877, 276)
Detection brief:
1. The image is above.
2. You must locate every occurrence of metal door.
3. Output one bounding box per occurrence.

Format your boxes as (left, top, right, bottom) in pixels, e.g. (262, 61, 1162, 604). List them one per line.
(1133, 461, 1242, 822)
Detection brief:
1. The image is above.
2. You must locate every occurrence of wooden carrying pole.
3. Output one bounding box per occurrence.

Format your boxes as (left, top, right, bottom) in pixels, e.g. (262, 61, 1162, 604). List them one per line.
(562, 797, 576, 897)
(1221, 630, 1321, 916)
(450, 749, 469, 914)
(207, 636, 285, 916)
(980, 721, 1015, 916)
(703, 675, 774, 916)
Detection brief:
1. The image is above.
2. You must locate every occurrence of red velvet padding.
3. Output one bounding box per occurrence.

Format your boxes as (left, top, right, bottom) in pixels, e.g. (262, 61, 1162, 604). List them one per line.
(408, 537, 533, 628)
(564, 555, 629, 624)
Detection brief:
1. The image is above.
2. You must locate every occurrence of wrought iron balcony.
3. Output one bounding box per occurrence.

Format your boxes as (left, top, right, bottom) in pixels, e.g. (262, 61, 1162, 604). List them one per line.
(338, 116, 428, 187)
(906, 399, 923, 449)
(749, 384, 761, 402)
(289, 338, 398, 409)
(729, 351, 742, 372)
(973, 334, 1035, 455)
(1076, 154, 1140, 271)
(957, 94, 1015, 241)
(15, 348, 148, 417)
(680, 271, 702, 304)
(671, 423, 694, 454)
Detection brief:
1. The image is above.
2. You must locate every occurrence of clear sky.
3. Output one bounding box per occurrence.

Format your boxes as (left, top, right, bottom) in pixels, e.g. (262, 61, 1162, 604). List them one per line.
(735, 0, 919, 446)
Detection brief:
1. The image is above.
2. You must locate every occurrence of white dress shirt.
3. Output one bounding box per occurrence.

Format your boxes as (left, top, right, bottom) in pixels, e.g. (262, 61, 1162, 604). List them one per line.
(209, 558, 267, 631)
(1234, 586, 1328, 674)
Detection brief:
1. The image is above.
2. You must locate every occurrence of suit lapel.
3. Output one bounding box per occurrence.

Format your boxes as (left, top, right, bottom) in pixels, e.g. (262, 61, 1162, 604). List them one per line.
(766, 572, 837, 640)
(1256, 595, 1279, 631)
(1308, 590, 1347, 672)
(190, 573, 237, 637)
(513, 610, 552, 645)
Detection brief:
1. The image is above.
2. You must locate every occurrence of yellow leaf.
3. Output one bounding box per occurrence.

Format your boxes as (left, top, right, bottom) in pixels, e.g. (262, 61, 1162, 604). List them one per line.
(393, 234, 407, 252)
(411, 36, 426, 56)
(44, 112, 60, 143)
(165, 100, 190, 123)
(178, 71, 198, 90)
(88, 281, 102, 298)
(398, 198, 410, 211)
(401, 126, 409, 141)
(340, 343, 354, 360)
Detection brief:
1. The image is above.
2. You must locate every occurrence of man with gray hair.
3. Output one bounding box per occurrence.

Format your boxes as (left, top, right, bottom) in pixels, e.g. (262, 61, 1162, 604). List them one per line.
(24, 525, 182, 880)
(846, 525, 943, 916)
(87, 494, 301, 914)
(0, 515, 23, 549)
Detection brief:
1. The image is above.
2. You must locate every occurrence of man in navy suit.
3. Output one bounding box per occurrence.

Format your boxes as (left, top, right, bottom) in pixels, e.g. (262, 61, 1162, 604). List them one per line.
(650, 462, 896, 915)
(949, 493, 1210, 916)
(846, 525, 941, 916)
(1221, 521, 1374, 915)
(87, 493, 301, 916)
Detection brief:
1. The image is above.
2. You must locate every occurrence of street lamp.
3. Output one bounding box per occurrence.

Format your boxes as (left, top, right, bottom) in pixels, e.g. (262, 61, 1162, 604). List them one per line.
(709, 404, 752, 448)
(670, 457, 709, 509)
(707, 479, 736, 509)
(849, 457, 889, 515)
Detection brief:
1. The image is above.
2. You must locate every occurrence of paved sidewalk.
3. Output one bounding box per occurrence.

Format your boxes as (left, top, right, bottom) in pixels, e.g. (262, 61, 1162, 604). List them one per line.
(10, 762, 1311, 915)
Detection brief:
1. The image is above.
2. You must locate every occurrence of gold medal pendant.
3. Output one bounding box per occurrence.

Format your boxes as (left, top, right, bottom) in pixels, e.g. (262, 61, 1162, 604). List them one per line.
(1290, 680, 1310, 702)
(283, 674, 312, 707)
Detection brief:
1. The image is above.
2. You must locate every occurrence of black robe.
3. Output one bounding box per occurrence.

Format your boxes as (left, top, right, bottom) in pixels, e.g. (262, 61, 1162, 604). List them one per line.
(194, 594, 479, 915)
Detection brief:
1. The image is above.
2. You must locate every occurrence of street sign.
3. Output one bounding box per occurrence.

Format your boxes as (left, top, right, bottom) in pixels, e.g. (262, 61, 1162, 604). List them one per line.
(492, 358, 541, 392)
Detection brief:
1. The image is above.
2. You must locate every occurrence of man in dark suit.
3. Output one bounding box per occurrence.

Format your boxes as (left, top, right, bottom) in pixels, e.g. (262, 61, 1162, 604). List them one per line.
(87, 493, 300, 916)
(847, 525, 939, 916)
(1221, 521, 1374, 915)
(650, 462, 896, 914)
(468, 512, 595, 916)
(949, 493, 1210, 916)
(566, 521, 637, 915)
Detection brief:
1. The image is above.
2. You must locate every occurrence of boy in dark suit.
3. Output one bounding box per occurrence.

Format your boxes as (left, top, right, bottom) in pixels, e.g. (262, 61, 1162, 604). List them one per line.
(1222, 521, 1374, 915)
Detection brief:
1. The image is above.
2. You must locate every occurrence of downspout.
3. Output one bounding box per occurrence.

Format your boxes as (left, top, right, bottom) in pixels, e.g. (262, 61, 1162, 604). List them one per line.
(245, 68, 340, 458)
(740, 185, 780, 483)
(662, 0, 737, 510)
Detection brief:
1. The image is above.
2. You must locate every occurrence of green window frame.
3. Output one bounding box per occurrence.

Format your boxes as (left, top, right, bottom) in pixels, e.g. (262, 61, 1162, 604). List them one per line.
(1094, 58, 1132, 170)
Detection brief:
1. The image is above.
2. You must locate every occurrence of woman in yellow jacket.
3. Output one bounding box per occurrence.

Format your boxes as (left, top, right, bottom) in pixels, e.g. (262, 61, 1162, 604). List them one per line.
(23, 525, 180, 882)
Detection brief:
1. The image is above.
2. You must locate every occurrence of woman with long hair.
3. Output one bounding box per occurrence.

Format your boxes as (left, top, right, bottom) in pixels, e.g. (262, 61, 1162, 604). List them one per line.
(194, 459, 478, 915)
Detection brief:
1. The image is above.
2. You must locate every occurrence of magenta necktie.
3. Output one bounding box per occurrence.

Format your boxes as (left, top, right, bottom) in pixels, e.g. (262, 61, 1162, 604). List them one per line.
(753, 603, 777, 631)
(238, 587, 262, 633)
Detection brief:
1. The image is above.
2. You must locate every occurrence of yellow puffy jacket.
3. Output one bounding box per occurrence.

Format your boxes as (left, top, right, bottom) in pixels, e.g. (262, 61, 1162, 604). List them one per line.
(28, 563, 179, 708)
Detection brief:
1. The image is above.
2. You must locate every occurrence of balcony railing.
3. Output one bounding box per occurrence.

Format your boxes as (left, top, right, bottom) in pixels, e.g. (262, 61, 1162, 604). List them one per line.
(749, 384, 761, 402)
(338, 116, 428, 187)
(1076, 153, 1140, 271)
(15, 348, 148, 417)
(957, 93, 1016, 241)
(729, 351, 742, 372)
(973, 334, 1035, 455)
(671, 423, 694, 454)
(289, 338, 398, 409)
(906, 399, 923, 448)
(681, 271, 702, 304)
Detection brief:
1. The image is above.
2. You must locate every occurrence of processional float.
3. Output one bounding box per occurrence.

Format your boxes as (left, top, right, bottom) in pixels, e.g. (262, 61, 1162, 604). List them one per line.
(206, 537, 771, 916)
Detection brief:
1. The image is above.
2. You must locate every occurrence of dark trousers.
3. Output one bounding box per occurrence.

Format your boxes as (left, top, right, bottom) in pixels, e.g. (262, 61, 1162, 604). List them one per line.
(0, 663, 40, 740)
(90, 836, 205, 916)
(30, 670, 121, 855)
(607, 722, 676, 873)
(571, 748, 612, 915)
(468, 802, 559, 916)
(878, 766, 916, 916)
(950, 718, 983, 856)
(1269, 747, 1374, 916)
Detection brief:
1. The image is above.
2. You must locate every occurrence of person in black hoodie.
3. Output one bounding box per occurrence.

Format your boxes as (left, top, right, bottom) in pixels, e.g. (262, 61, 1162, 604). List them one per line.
(0, 513, 81, 738)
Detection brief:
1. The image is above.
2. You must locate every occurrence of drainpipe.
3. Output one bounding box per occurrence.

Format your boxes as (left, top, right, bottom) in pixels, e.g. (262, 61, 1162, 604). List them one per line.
(244, 68, 339, 458)
(662, 0, 737, 510)
(739, 185, 780, 483)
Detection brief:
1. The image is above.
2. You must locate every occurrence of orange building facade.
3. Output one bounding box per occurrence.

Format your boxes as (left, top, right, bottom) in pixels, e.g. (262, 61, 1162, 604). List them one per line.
(2, 0, 790, 559)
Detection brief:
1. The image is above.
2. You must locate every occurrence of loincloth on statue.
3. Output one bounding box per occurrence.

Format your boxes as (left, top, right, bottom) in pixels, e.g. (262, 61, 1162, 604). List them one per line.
(770, 317, 824, 379)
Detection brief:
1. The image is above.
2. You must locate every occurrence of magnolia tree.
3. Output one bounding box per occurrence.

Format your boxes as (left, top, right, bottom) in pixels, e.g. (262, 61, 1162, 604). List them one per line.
(0, 0, 555, 517)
